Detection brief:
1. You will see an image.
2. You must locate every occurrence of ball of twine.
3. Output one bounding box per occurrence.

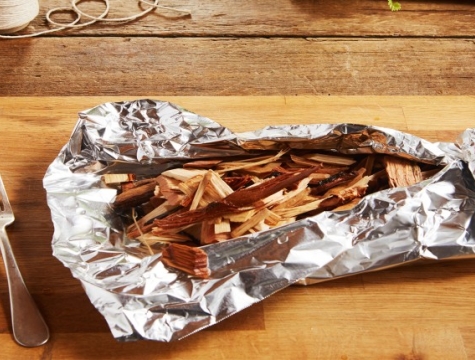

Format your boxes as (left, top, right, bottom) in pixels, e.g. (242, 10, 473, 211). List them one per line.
(0, 0, 39, 34)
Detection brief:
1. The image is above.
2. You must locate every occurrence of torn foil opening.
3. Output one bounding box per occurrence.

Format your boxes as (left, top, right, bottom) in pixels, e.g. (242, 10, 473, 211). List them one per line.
(44, 99, 475, 342)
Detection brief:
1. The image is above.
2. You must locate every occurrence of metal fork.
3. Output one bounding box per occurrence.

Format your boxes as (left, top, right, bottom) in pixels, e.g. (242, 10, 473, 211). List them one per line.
(0, 175, 49, 347)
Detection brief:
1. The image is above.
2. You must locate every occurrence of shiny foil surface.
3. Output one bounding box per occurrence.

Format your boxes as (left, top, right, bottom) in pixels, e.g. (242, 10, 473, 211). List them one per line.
(43, 99, 475, 342)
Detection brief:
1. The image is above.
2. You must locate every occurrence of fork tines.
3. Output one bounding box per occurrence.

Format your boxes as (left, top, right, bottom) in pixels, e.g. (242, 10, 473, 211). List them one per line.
(0, 175, 12, 213)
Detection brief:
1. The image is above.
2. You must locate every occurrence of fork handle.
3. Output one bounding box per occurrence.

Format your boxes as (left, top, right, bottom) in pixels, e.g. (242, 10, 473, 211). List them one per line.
(0, 230, 50, 347)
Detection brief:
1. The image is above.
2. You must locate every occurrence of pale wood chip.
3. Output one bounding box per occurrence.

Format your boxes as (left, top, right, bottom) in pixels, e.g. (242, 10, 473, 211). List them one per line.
(242, 161, 282, 175)
(309, 173, 331, 183)
(259, 189, 285, 207)
(178, 175, 203, 197)
(190, 171, 235, 210)
(190, 171, 213, 210)
(224, 208, 256, 223)
(209, 171, 234, 198)
(274, 198, 324, 218)
(263, 209, 282, 226)
(137, 231, 191, 245)
(214, 218, 232, 234)
(216, 149, 289, 173)
(383, 156, 422, 188)
(156, 175, 186, 205)
(271, 187, 312, 212)
(102, 173, 136, 186)
(253, 221, 270, 232)
(268, 178, 311, 210)
(161, 168, 208, 182)
(231, 208, 273, 238)
(290, 154, 322, 167)
(199, 173, 235, 207)
(303, 153, 356, 166)
(201, 219, 231, 244)
(324, 175, 371, 198)
(276, 217, 297, 227)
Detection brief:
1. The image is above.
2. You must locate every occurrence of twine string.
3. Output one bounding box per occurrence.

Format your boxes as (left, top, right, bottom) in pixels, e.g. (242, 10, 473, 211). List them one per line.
(0, 0, 191, 39)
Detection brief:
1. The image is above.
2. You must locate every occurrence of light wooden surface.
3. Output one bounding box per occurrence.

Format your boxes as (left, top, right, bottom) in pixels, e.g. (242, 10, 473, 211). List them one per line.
(1, 96, 475, 359)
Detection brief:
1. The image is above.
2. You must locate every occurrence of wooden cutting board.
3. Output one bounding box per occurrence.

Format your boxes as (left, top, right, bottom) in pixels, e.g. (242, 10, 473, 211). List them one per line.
(1, 96, 475, 359)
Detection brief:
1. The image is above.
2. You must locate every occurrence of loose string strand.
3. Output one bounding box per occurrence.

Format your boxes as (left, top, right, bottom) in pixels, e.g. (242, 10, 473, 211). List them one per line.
(72, 0, 188, 23)
(0, 0, 191, 39)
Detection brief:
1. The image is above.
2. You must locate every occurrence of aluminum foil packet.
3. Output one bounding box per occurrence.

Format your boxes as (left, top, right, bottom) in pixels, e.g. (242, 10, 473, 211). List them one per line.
(43, 99, 475, 342)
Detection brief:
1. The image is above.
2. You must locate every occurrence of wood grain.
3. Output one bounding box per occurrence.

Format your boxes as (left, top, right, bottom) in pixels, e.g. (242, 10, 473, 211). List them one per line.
(2, 38, 475, 96)
(2, 1, 475, 97)
(1, 96, 475, 359)
(26, 0, 475, 37)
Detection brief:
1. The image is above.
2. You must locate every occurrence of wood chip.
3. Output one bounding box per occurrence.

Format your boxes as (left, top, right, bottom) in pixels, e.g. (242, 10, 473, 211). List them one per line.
(215, 149, 289, 173)
(102, 173, 136, 186)
(113, 180, 157, 209)
(383, 156, 422, 188)
(303, 153, 356, 166)
(161, 168, 207, 182)
(190, 171, 213, 210)
(137, 231, 191, 245)
(126, 200, 179, 238)
(224, 208, 256, 223)
(156, 175, 186, 206)
(162, 244, 210, 278)
(231, 208, 272, 238)
(104, 147, 443, 278)
(183, 159, 223, 169)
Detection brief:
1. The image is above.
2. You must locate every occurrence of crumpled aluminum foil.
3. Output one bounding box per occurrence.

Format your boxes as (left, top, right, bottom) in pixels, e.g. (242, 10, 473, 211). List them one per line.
(43, 99, 475, 342)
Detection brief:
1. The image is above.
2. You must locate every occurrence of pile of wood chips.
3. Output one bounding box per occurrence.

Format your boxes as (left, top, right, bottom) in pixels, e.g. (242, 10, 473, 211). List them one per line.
(104, 148, 440, 277)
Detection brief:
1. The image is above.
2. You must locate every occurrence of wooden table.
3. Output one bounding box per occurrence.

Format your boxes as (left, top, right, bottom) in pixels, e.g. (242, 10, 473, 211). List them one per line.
(1, 96, 475, 359)
(1, 1, 475, 96)
(1, 1, 475, 359)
